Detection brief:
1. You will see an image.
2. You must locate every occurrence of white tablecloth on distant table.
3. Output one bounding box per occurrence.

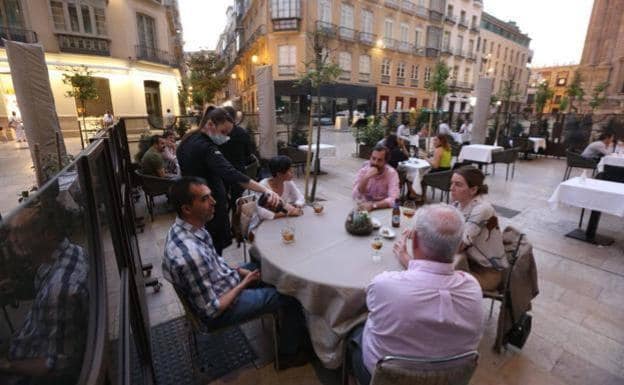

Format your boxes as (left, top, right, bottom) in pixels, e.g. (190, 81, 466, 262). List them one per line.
(450, 132, 470, 144)
(528, 137, 547, 153)
(597, 153, 624, 172)
(335, 116, 349, 130)
(298, 144, 337, 158)
(548, 176, 624, 217)
(458, 144, 503, 163)
(398, 158, 431, 195)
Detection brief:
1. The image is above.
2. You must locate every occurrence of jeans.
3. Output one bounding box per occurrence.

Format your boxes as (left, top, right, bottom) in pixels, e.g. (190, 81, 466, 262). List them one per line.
(203, 263, 305, 356)
(349, 325, 372, 385)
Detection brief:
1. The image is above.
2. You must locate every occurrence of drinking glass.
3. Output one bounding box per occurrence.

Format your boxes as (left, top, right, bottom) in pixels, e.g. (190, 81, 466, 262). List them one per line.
(312, 202, 324, 214)
(371, 236, 383, 263)
(403, 201, 416, 224)
(281, 224, 295, 244)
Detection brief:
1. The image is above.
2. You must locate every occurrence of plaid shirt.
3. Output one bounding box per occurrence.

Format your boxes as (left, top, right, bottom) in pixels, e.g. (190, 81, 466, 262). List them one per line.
(9, 238, 89, 371)
(163, 217, 240, 319)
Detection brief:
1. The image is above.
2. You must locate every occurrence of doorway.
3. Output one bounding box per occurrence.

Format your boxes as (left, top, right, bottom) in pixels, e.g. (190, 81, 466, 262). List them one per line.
(144, 80, 162, 126)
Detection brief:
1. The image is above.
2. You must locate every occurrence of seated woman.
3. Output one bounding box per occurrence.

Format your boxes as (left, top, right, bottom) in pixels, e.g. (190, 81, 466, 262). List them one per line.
(426, 134, 452, 172)
(450, 166, 508, 291)
(385, 134, 409, 169)
(257, 155, 304, 220)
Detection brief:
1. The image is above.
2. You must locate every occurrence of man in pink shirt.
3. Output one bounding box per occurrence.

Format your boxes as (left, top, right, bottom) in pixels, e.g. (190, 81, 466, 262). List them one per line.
(353, 145, 400, 211)
(349, 204, 484, 384)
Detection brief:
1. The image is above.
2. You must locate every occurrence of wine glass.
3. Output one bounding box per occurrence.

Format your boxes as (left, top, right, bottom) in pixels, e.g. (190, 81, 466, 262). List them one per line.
(402, 200, 416, 224)
(371, 236, 383, 263)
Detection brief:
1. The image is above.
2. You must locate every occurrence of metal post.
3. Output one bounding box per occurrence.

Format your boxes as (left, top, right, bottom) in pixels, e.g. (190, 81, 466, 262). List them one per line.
(55, 131, 63, 170)
(33, 143, 44, 186)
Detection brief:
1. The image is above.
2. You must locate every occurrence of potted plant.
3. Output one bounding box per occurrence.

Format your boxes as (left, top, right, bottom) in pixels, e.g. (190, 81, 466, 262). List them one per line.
(352, 116, 385, 159)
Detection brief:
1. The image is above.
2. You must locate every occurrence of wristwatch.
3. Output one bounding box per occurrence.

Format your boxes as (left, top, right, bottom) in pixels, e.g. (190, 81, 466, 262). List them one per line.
(372, 203, 378, 209)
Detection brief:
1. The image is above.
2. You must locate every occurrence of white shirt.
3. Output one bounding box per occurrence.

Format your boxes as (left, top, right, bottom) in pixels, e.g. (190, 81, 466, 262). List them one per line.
(103, 113, 113, 126)
(396, 124, 410, 141)
(439, 123, 451, 135)
(256, 178, 305, 220)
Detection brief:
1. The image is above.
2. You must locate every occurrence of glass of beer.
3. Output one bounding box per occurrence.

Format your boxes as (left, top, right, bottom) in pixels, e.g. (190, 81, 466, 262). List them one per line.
(312, 202, 324, 214)
(281, 225, 295, 244)
(403, 201, 416, 221)
(371, 236, 383, 263)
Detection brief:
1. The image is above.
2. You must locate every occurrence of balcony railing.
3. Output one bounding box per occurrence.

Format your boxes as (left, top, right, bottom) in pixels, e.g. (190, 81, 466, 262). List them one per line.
(398, 41, 414, 53)
(454, 48, 465, 58)
(396, 77, 405, 86)
(278, 65, 296, 75)
(414, 45, 426, 56)
(444, 14, 457, 25)
(470, 25, 480, 33)
(315, 20, 336, 36)
(271, 0, 301, 31)
(458, 19, 469, 29)
(466, 51, 477, 61)
(339, 70, 351, 81)
(385, 0, 400, 9)
(359, 72, 370, 83)
(401, 0, 416, 14)
(416, 5, 428, 18)
(449, 80, 473, 90)
(358, 31, 376, 46)
(136, 45, 172, 65)
(381, 74, 390, 84)
(425, 46, 440, 57)
(58, 34, 110, 56)
(338, 26, 356, 41)
(410, 78, 419, 87)
(382, 37, 398, 50)
(0, 27, 38, 45)
(441, 44, 453, 54)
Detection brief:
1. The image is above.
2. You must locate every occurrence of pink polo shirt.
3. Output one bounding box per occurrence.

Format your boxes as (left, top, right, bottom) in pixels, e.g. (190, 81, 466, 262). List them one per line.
(352, 163, 400, 207)
(362, 259, 484, 373)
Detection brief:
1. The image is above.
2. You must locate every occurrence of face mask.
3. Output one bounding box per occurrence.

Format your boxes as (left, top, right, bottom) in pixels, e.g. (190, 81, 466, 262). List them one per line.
(209, 134, 229, 145)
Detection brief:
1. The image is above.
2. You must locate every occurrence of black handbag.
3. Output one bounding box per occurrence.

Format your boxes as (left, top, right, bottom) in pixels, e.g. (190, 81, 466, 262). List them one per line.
(503, 233, 532, 349)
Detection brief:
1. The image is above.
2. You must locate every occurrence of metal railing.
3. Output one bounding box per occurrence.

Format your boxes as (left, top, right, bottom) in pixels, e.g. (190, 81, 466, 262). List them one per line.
(454, 48, 465, 58)
(358, 31, 376, 46)
(398, 41, 414, 53)
(0, 26, 37, 45)
(401, 0, 416, 14)
(444, 14, 457, 24)
(385, 0, 400, 9)
(135, 45, 171, 65)
(441, 44, 453, 54)
(315, 20, 336, 36)
(396, 77, 405, 86)
(414, 45, 426, 56)
(57, 34, 110, 56)
(278, 65, 296, 75)
(410, 78, 419, 87)
(458, 19, 469, 29)
(470, 25, 480, 33)
(359, 72, 371, 83)
(338, 26, 356, 41)
(416, 5, 428, 18)
(465, 51, 477, 61)
(382, 37, 398, 50)
(381, 74, 390, 84)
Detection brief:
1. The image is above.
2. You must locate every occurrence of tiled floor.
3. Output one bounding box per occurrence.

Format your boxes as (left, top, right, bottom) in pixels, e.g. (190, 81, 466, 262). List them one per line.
(2, 128, 623, 384)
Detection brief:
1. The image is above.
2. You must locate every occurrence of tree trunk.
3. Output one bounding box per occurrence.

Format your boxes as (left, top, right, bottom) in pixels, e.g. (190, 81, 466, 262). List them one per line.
(310, 85, 322, 202)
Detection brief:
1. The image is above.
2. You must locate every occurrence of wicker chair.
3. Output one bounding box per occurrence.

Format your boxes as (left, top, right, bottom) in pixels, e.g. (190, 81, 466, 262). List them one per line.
(422, 170, 453, 203)
(370, 351, 479, 385)
(491, 148, 519, 181)
(134, 169, 177, 221)
(563, 151, 598, 180)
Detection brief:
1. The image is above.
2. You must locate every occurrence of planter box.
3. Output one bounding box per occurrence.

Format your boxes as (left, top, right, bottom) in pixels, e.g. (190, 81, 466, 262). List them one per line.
(358, 143, 373, 159)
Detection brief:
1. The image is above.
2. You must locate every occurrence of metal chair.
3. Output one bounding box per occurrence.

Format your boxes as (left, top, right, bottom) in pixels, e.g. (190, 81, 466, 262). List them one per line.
(134, 169, 177, 221)
(563, 151, 598, 180)
(171, 283, 280, 374)
(370, 351, 479, 385)
(422, 170, 453, 203)
(278, 146, 307, 176)
(232, 194, 261, 263)
(244, 154, 260, 181)
(491, 148, 519, 181)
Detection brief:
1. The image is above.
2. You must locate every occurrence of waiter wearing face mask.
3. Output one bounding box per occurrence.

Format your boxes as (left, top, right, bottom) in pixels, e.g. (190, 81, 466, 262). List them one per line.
(177, 106, 280, 255)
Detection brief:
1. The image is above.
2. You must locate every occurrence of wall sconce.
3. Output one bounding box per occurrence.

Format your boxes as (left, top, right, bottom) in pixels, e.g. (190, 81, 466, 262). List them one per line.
(376, 39, 385, 48)
(231, 73, 237, 79)
(251, 55, 259, 64)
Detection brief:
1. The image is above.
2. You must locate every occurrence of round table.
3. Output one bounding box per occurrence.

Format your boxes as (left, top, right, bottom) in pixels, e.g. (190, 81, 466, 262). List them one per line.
(252, 199, 406, 368)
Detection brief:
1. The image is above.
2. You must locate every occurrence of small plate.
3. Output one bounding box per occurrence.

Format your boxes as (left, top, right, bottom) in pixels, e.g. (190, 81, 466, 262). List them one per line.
(371, 217, 381, 229)
(379, 226, 396, 239)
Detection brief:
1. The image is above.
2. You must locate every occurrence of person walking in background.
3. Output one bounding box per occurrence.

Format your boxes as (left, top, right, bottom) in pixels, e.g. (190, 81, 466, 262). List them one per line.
(164, 108, 176, 130)
(102, 110, 114, 128)
(9, 111, 25, 143)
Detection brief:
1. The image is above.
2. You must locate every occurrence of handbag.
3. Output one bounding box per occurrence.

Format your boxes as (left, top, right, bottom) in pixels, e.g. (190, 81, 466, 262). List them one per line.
(503, 233, 532, 349)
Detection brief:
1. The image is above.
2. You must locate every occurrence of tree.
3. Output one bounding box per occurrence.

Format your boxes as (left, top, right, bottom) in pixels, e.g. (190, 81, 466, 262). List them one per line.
(497, 71, 520, 137)
(62, 65, 98, 141)
(186, 51, 228, 105)
(588, 81, 608, 112)
(565, 70, 585, 113)
(535, 82, 554, 118)
(425, 61, 450, 130)
(296, 29, 342, 203)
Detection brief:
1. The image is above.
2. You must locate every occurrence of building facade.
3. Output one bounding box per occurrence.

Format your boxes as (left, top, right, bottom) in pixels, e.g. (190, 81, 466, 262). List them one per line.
(527, 64, 579, 114)
(0, 0, 183, 137)
(478, 12, 531, 113)
(578, 0, 624, 114)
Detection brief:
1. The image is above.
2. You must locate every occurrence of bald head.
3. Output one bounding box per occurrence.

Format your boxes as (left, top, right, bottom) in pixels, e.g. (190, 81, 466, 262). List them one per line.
(411, 204, 465, 263)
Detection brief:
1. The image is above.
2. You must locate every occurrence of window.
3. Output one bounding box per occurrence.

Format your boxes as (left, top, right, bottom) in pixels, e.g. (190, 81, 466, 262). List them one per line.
(381, 58, 391, 76)
(554, 95, 562, 103)
(452, 65, 459, 80)
(400, 23, 409, 43)
(361, 10, 372, 34)
(271, 0, 300, 18)
(410, 64, 419, 80)
(490, 41, 494, 53)
(50, 1, 107, 35)
(340, 3, 353, 29)
(338, 51, 351, 71)
(468, 39, 474, 54)
(397, 62, 406, 78)
(504, 47, 508, 60)
(471, 15, 477, 28)
(50, 1, 65, 30)
(94, 7, 106, 35)
(460, 10, 466, 23)
(81, 5, 92, 33)
(482, 38, 486, 54)
(424, 66, 431, 83)
(447, 4, 453, 16)
(496, 44, 500, 58)
(414, 29, 422, 47)
(137, 13, 156, 49)
(384, 18, 393, 39)
(359, 55, 371, 74)
(442, 31, 450, 49)
(278, 45, 296, 74)
(318, 0, 331, 23)
(68, 3, 80, 32)
(463, 68, 471, 83)
(456, 34, 463, 51)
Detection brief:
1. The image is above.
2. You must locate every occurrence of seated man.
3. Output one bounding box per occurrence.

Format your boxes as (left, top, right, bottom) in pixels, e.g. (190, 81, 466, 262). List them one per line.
(163, 177, 307, 366)
(350, 204, 484, 385)
(140, 135, 172, 178)
(581, 132, 614, 160)
(353, 145, 400, 211)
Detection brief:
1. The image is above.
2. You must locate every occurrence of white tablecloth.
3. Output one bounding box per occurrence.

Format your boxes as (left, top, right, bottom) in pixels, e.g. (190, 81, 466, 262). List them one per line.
(398, 158, 431, 195)
(528, 137, 547, 153)
(548, 176, 624, 217)
(597, 153, 624, 172)
(335, 116, 349, 130)
(450, 132, 470, 144)
(458, 144, 503, 163)
(298, 143, 337, 158)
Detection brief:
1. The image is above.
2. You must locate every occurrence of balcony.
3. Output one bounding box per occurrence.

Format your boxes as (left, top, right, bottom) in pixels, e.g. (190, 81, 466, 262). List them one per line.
(338, 26, 356, 41)
(381, 74, 390, 84)
(444, 15, 457, 25)
(401, 0, 417, 14)
(271, 0, 301, 31)
(454, 48, 465, 58)
(449, 80, 473, 91)
(382, 37, 398, 50)
(466, 51, 477, 61)
(414, 45, 426, 56)
(441, 44, 453, 55)
(410, 78, 419, 87)
(396, 77, 405, 86)
(315, 20, 337, 36)
(338, 70, 351, 81)
(359, 72, 370, 83)
(470, 24, 480, 34)
(416, 5, 429, 19)
(0, 27, 38, 45)
(425, 46, 440, 57)
(278, 65, 296, 76)
(398, 41, 414, 53)
(57, 34, 110, 56)
(458, 19, 469, 29)
(358, 31, 376, 46)
(136, 45, 172, 65)
(385, 0, 400, 10)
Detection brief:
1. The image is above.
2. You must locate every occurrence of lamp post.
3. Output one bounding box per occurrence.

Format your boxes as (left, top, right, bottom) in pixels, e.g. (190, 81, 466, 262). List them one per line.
(494, 100, 502, 146)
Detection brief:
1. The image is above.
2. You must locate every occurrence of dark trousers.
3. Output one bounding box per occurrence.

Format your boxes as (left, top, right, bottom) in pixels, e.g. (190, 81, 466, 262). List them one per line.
(348, 325, 372, 385)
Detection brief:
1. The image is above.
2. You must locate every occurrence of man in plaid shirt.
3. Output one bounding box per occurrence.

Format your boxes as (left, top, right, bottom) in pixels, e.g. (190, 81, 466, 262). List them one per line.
(163, 177, 307, 365)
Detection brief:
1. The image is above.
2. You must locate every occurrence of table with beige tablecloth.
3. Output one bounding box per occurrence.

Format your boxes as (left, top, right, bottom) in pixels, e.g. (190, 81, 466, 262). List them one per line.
(252, 199, 404, 368)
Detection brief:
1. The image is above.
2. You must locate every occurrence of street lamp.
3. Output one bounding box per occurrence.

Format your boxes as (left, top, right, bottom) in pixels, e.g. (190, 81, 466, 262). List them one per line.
(251, 54, 259, 64)
(494, 100, 502, 146)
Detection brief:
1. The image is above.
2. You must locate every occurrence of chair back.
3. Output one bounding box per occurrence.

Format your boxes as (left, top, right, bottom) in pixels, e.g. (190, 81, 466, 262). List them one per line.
(566, 151, 597, 169)
(422, 170, 453, 191)
(602, 165, 624, 183)
(170, 282, 204, 332)
(232, 194, 259, 244)
(371, 351, 478, 385)
(134, 169, 176, 196)
(244, 154, 260, 180)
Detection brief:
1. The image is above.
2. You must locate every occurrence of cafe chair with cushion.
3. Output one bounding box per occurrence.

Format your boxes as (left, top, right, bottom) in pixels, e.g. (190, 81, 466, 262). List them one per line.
(134, 169, 177, 221)
(563, 151, 598, 180)
(491, 148, 519, 181)
(170, 282, 280, 375)
(422, 170, 453, 203)
(370, 351, 479, 385)
(232, 194, 262, 263)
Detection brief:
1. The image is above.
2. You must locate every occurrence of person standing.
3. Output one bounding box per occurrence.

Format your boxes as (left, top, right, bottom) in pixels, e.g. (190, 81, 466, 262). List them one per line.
(438, 119, 451, 136)
(9, 111, 25, 142)
(177, 106, 279, 255)
(164, 108, 176, 129)
(102, 110, 114, 128)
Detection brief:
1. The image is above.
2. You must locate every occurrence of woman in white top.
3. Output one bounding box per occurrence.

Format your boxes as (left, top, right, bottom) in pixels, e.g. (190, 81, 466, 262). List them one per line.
(257, 155, 304, 219)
